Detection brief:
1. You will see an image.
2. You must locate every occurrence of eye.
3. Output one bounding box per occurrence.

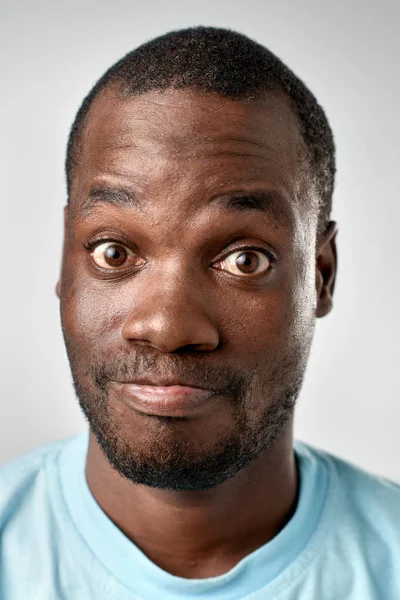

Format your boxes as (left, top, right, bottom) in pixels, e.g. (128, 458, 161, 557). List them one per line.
(216, 250, 272, 277)
(90, 241, 144, 270)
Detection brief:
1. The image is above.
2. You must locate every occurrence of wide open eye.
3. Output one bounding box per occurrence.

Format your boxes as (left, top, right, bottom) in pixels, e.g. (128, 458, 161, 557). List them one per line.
(91, 242, 144, 270)
(217, 250, 272, 277)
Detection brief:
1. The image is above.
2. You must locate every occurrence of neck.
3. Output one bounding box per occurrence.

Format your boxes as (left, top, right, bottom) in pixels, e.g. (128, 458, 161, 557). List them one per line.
(86, 420, 298, 579)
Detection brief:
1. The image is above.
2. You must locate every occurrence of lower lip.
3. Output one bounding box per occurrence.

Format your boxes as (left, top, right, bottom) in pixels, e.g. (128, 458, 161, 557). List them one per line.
(114, 383, 217, 417)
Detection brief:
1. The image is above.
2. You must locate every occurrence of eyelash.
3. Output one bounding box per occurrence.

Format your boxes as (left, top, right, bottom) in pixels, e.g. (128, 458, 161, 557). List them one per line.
(83, 236, 277, 271)
(83, 236, 133, 252)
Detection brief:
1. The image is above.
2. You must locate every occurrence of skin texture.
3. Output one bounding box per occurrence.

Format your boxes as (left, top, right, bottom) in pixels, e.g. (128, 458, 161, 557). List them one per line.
(56, 87, 337, 578)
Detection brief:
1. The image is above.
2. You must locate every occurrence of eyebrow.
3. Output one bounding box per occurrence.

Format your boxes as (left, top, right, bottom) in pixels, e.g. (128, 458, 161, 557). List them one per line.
(78, 187, 141, 219)
(212, 192, 291, 230)
(78, 186, 292, 230)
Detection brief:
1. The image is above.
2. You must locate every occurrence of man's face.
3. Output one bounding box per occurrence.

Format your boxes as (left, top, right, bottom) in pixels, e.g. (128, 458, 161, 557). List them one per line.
(57, 87, 332, 491)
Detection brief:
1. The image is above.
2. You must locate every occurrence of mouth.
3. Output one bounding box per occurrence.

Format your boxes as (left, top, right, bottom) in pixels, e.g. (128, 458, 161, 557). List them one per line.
(111, 380, 220, 418)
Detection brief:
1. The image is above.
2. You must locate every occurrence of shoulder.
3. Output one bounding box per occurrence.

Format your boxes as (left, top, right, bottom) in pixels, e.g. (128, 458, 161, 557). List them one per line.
(0, 435, 93, 598)
(0, 436, 78, 524)
(294, 442, 400, 597)
(296, 441, 400, 541)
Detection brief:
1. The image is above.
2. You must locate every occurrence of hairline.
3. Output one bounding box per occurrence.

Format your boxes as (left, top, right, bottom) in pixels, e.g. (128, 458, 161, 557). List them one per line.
(68, 81, 320, 225)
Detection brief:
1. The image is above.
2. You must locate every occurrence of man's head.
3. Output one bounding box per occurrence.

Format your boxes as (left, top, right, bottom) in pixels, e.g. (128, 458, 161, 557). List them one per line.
(56, 26, 338, 491)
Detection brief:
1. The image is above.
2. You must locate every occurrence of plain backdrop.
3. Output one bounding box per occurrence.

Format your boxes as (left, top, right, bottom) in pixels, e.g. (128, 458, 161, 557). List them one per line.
(1, 0, 399, 482)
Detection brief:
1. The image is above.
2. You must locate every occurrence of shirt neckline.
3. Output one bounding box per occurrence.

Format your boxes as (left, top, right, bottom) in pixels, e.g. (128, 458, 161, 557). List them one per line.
(57, 430, 330, 599)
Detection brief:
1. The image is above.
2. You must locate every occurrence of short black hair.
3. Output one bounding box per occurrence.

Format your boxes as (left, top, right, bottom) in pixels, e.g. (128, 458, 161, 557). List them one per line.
(66, 26, 335, 239)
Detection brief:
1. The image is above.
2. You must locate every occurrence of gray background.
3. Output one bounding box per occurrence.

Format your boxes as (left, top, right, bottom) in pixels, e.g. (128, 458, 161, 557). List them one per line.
(1, 0, 399, 482)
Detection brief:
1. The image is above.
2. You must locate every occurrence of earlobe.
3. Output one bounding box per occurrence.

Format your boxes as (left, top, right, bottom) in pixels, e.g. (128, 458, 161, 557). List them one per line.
(315, 221, 338, 318)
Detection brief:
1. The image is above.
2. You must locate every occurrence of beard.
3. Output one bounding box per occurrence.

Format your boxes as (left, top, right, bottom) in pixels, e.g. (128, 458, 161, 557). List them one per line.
(63, 327, 311, 492)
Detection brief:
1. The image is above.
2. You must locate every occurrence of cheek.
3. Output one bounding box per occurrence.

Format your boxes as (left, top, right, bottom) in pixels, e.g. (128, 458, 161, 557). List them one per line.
(220, 264, 316, 364)
(290, 232, 318, 343)
(60, 232, 317, 359)
(60, 270, 126, 351)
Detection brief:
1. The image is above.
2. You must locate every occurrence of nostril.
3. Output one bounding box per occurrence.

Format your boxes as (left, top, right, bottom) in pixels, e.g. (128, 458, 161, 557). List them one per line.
(121, 306, 220, 354)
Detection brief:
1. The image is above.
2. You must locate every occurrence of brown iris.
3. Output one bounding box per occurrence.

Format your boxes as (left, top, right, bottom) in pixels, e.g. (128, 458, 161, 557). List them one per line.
(103, 244, 128, 267)
(235, 252, 260, 274)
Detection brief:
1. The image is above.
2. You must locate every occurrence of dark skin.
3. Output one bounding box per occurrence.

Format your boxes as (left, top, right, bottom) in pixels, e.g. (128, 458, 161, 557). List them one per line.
(56, 87, 337, 578)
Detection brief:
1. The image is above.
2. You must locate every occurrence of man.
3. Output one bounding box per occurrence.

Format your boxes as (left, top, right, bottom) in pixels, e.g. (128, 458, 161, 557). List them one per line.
(0, 26, 399, 600)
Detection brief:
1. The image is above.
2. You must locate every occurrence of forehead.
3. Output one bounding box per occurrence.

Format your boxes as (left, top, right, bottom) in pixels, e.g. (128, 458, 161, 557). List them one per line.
(71, 86, 313, 225)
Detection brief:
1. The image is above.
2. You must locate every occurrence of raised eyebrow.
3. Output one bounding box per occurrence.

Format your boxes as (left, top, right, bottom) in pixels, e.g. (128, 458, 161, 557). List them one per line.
(77, 186, 292, 230)
(212, 192, 292, 231)
(77, 186, 142, 219)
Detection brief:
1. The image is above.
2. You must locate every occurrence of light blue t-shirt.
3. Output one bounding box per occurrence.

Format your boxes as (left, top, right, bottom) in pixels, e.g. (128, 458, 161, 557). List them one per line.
(0, 430, 399, 599)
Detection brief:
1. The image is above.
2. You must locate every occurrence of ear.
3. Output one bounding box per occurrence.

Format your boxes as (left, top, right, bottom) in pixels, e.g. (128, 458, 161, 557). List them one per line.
(315, 221, 338, 318)
(55, 204, 69, 299)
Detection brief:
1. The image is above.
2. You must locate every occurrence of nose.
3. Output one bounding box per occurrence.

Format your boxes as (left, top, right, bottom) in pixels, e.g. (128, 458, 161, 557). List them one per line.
(121, 267, 220, 353)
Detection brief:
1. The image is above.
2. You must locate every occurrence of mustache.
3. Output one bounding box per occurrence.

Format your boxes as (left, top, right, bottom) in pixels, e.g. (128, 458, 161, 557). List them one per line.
(89, 350, 246, 397)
